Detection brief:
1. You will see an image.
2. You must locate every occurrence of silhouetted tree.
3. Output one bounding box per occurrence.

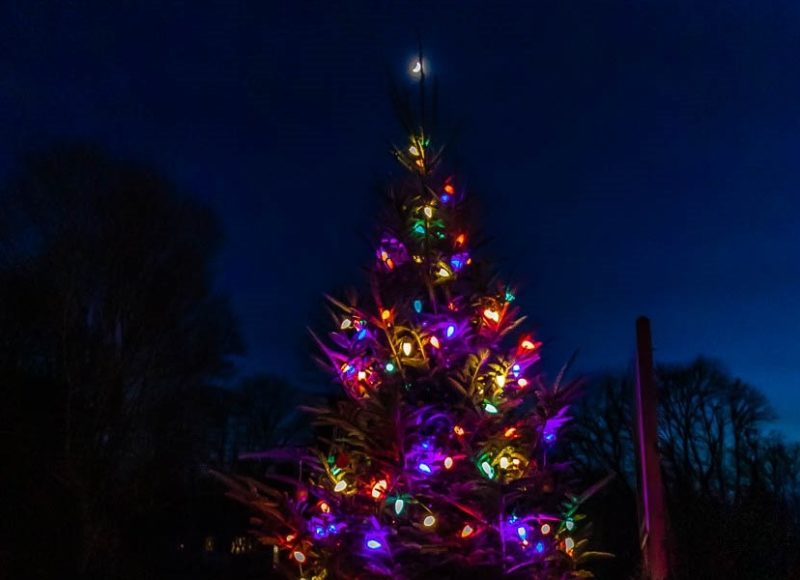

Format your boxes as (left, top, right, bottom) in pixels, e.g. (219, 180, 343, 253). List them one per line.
(570, 357, 800, 579)
(0, 146, 242, 579)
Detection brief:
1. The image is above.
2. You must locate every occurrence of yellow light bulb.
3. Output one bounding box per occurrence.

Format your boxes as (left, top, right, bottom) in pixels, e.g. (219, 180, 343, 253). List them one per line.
(341, 319, 352, 330)
(357, 371, 366, 381)
(499, 456, 510, 469)
(438, 267, 451, 278)
(402, 341, 413, 356)
(334, 480, 347, 492)
(423, 206, 433, 219)
(380, 308, 391, 321)
(541, 523, 551, 535)
(443, 456, 453, 469)
(423, 515, 436, 527)
(454, 425, 465, 436)
(495, 375, 506, 388)
(408, 145, 419, 156)
(430, 336, 440, 349)
(483, 308, 500, 322)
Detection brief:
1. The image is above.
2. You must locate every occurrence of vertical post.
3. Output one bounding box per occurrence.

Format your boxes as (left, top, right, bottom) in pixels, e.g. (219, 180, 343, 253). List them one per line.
(634, 317, 669, 580)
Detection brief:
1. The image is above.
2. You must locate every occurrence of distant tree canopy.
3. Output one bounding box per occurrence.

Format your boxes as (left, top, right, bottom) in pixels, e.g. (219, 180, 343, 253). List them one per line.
(0, 146, 243, 579)
(570, 357, 800, 580)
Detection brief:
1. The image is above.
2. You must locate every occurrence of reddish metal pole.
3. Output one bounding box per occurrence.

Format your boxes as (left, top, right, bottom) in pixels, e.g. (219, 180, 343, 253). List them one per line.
(634, 317, 670, 580)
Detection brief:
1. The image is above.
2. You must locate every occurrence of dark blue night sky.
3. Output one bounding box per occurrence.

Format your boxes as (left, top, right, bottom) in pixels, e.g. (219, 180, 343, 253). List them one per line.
(2, 1, 799, 437)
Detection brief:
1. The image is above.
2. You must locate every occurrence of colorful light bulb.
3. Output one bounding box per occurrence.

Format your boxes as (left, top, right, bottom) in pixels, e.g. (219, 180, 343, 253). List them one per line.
(413, 299, 423, 313)
(518, 378, 529, 388)
(366, 538, 382, 550)
(480, 461, 495, 478)
(418, 463, 432, 474)
(484, 402, 499, 414)
(443, 456, 454, 469)
(461, 524, 474, 538)
(293, 551, 306, 563)
(541, 523, 551, 535)
(385, 361, 396, 373)
(371, 479, 388, 499)
(565, 537, 575, 551)
(535, 541, 545, 553)
(446, 324, 456, 338)
(483, 308, 500, 323)
(394, 498, 405, 515)
(504, 427, 517, 438)
(517, 526, 527, 540)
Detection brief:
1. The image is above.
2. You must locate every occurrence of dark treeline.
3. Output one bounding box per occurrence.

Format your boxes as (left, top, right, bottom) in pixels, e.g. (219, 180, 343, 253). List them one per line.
(571, 358, 800, 579)
(0, 147, 306, 579)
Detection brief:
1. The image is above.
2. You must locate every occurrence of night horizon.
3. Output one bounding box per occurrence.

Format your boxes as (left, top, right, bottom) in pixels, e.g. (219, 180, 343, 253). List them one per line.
(3, 3, 800, 579)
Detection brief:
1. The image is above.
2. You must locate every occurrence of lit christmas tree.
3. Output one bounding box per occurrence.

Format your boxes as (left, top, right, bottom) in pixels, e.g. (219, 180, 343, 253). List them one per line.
(219, 57, 605, 579)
